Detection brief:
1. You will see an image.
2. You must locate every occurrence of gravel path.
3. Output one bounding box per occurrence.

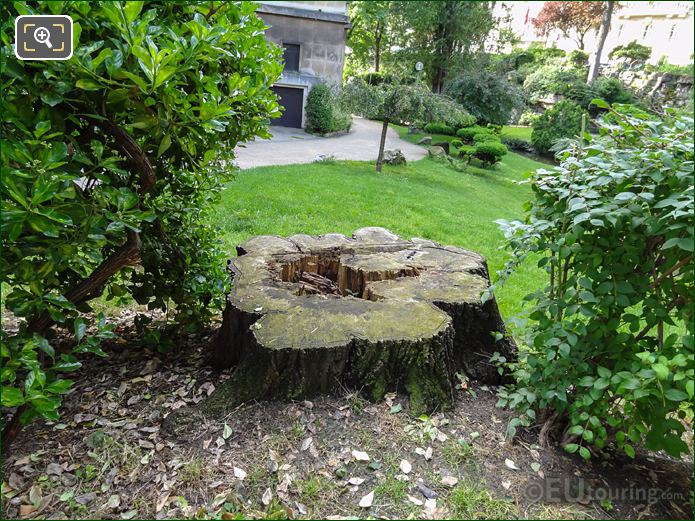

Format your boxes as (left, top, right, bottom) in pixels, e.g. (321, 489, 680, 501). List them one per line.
(234, 117, 427, 169)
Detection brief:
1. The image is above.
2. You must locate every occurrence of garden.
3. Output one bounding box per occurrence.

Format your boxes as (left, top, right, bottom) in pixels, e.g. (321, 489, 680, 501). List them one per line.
(1, 1, 694, 520)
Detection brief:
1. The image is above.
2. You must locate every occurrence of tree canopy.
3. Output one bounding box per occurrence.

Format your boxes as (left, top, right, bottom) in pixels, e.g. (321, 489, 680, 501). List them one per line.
(533, 1, 606, 50)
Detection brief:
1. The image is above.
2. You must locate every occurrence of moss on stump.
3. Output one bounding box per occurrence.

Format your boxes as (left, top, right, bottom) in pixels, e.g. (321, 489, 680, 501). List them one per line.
(206, 227, 515, 416)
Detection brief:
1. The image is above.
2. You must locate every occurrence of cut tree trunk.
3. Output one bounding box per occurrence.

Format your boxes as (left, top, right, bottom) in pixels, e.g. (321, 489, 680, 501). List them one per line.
(205, 227, 515, 416)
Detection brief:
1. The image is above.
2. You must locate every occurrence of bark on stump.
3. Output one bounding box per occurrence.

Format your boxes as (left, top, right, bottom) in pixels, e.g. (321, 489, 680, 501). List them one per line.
(207, 227, 515, 415)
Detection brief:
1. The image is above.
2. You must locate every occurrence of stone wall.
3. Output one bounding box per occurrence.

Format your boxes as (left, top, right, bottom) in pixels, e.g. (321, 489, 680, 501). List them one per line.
(604, 60, 693, 110)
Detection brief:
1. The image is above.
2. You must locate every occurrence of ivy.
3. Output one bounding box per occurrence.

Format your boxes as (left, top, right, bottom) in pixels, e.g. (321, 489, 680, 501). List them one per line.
(492, 102, 694, 460)
(1, 1, 282, 446)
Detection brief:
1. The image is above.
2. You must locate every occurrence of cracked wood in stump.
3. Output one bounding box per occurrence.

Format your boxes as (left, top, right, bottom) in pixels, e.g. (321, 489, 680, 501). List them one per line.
(207, 227, 515, 415)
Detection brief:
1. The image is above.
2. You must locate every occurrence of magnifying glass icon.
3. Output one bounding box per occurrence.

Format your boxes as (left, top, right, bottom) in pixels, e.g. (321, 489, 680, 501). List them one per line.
(34, 26, 53, 49)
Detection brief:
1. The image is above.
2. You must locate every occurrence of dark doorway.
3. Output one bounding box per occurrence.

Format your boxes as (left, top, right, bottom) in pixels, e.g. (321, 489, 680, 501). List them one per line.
(271, 86, 303, 128)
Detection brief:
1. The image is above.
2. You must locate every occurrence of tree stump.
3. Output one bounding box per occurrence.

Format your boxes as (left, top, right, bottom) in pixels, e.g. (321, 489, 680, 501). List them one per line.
(207, 227, 515, 415)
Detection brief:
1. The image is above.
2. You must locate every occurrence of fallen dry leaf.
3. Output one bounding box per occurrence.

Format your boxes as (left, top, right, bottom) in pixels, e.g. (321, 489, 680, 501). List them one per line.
(261, 487, 273, 506)
(441, 475, 458, 487)
(504, 458, 519, 470)
(400, 459, 412, 474)
(358, 491, 374, 508)
(233, 467, 247, 480)
(352, 450, 370, 462)
(348, 477, 365, 485)
(408, 495, 424, 506)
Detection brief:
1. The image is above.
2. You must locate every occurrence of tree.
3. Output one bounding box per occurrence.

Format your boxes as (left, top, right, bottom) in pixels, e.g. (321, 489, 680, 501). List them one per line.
(346, 1, 394, 73)
(446, 70, 524, 125)
(394, 1, 495, 93)
(1, 0, 281, 453)
(533, 1, 606, 50)
(588, 1, 616, 82)
(341, 79, 468, 171)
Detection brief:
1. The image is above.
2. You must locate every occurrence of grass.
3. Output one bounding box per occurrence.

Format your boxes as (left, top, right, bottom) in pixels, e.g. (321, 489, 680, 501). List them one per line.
(501, 125, 533, 141)
(446, 480, 518, 519)
(213, 152, 547, 320)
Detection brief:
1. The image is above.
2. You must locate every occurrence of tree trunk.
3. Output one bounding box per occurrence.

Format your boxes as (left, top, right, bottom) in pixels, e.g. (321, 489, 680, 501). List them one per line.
(374, 22, 382, 72)
(376, 118, 389, 172)
(197, 228, 517, 422)
(588, 1, 615, 83)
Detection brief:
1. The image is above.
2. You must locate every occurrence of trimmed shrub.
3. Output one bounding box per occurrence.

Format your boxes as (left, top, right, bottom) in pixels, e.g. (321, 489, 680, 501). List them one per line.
(473, 141, 508, 166)
(523, 65, 591, 106)
(424, 123, 455, 136)
(456, 125, 492, 142)
(609, 41, 651, 62)
(451, 139, 463, 148)
(306, 84, 351, 134)
(567, 49, 589, 69)
(531, 100, 586, 155)
(473, 132, 500, 144)
(458, 145, 476, 159)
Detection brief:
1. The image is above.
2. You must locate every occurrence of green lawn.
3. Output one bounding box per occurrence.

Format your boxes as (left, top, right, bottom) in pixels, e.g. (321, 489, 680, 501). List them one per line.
(213, 152, 548, 320)
(501, 125, 533, 141)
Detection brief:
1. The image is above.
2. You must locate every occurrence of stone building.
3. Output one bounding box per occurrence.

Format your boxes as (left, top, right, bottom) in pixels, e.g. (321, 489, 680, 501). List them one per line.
(257, 1, 350, 128)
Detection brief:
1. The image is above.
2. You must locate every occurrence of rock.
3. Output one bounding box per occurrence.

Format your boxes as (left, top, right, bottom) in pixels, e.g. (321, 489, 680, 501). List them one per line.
(383, 149, 406, 165)
(207, 228, 515, 416)
(432, 141, 450, 154)
(428, 146, 446, 158)
(417, 136, 432, 145)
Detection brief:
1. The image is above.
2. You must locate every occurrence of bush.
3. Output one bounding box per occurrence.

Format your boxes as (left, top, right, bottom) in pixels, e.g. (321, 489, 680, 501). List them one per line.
(424, 96, 477, 130)
(567, 49, 589, 69)
(591, 77, 634, 105)
(518, 111, 540, 126)
(446, 70, 524, 125)
(609, 41, 652, 62)
(456, 125, 493, 142)
(473, 132, 500, 144)
(451, 139, 463, 148)
(473, 141, 508, 166)
(531, 100, 586, 155)
(424, 122, 455, 136)
(306, 84, 351, 134)
(523, 64, 591, 106)
(457, 145, 476, 159)
(494, 104, 694, 461)
(1, 1, 280, 434)
(502, 136, 535, 154)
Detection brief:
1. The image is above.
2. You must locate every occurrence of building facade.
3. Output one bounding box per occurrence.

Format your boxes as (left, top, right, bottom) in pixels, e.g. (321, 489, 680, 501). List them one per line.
(494, 1, 694, 66)
(257, 1, 350, 128)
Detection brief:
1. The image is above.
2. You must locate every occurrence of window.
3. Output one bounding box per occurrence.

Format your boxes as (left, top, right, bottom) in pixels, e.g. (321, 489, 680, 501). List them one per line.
(283, 43, 300, 72)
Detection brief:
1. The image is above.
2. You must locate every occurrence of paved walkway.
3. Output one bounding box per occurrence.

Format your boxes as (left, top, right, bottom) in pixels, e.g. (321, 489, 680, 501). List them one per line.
(234, 117, 428, 169)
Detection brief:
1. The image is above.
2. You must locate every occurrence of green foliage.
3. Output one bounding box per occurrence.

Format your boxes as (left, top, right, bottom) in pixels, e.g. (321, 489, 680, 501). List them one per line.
(424, 123, 455, 136)
(645, 58, 695, 78)
(494, 104, 694, 460)
(531, 100, 586, 155)
(501, 136, 535, 155)
(567, 49, 589, 69)
(523, 64, 592, 106)
(473, 133, 500, 144)
(518, 111, 540, 126)
(609, 41, 652, 62)
(456, 126, 493, 143)
(590, 77, 634, 105)
(1, 1, 281, 427)
(446, 70, 524, 125)
(306, 84, 351, 135)
(473, 141, 508, 166)
(451, 139, 463, 148)
(346, 1, 396, 74)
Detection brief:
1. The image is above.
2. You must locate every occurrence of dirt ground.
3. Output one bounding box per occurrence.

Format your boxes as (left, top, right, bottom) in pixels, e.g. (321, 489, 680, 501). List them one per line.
(2, 309, 693, 520)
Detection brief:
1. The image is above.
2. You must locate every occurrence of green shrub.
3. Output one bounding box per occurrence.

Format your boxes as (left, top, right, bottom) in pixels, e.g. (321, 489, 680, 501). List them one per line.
(523, 65, 591, 106)
(451, 139, 463, 148)
(518, 111, 540, 126)
(424, 122, 455, 136)
(567, 49, 589, 69)
(306, 84, 351, 134)
(502, 136, 535, 154)
(591, 77, 634, 105)
(494, 104, 694, 461)
(457, 145, 476, 159)
(473, 132, 500, 144)
(456, 125, 492, 142)
(446, 70, 524, 125)
(609, 41, 651, 62)
(1, 1, 281, 433)
(531, 100, 586, 155)
(473, 141, 507, 166)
